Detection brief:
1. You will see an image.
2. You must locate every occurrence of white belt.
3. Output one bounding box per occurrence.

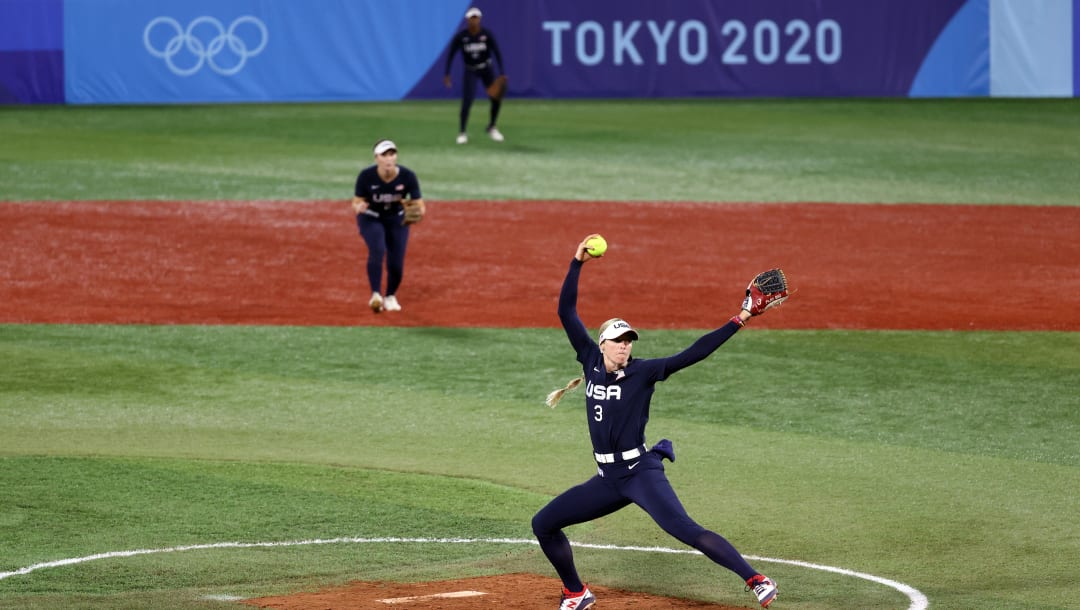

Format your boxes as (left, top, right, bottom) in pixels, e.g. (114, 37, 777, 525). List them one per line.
(594, 445, 647, 464)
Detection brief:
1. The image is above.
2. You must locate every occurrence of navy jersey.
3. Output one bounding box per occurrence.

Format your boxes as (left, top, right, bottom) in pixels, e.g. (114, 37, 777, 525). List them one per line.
(445, 27, 504, 73)
(558, 259, 741, 456)
(354, 165, 422, 219)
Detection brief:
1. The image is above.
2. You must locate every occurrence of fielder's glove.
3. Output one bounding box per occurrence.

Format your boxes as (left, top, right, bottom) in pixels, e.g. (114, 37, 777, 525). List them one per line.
(742, 268, 790, 316)
(486, 75, 507, 101)
(402, 200, 425, 225)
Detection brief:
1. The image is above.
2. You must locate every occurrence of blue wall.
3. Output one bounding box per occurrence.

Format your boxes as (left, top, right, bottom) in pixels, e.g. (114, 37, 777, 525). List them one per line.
(0, 0, 64, 103)
(0, 0, 1074, 104)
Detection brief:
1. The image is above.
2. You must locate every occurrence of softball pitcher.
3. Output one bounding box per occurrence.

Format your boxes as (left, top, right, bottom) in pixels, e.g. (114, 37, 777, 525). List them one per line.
(533, 235, 786, 609)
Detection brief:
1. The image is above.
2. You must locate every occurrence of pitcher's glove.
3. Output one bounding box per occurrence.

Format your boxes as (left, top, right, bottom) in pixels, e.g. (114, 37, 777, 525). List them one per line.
(402, 200, 425, 225)
(742, 268, 790, 316)
(486, 75, 507, 101)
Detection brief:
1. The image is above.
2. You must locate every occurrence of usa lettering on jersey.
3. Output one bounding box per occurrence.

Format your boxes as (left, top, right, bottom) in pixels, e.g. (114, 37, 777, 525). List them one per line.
(371, 192, 402, 204)
(465, 40, 488, 53)
(586, 381, 621, 400)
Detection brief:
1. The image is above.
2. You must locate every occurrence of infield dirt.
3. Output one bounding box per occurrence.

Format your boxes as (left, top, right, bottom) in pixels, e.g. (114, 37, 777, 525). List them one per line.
(243, 572, 754, 609)
(2, 200, 1078, 330)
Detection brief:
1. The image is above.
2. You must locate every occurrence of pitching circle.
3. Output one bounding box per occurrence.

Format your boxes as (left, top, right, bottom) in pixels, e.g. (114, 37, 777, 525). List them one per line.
(0, 536, 927, 609)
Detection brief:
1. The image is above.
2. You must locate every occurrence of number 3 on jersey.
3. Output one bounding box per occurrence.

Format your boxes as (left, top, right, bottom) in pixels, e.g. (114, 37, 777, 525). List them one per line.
(593, 404, 603, 421)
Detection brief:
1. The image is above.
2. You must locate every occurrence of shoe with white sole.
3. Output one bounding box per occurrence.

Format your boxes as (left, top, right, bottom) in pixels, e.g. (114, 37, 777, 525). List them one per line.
(383, 295, 401, 311)
(486, 126, 504, 142)
(369, 292, 383, 314)
(558, 585, 595, 610)
(746, 574, 778, 608)
(456, 132, 468, 144)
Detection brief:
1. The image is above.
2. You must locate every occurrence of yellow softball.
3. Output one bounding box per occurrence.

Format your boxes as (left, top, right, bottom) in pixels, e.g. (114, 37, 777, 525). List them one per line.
(585, 235, 608, 257)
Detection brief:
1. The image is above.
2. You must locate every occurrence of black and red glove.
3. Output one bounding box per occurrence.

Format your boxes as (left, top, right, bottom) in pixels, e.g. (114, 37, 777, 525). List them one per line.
(742, 268, 790, 316)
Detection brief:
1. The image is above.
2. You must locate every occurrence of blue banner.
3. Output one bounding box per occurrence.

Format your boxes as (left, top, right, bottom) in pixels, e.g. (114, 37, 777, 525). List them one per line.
(909, 0, 990, 96)
(63, 0, 469, 104)
(0, 0, 64, 103)
(412, 0, 981, 99)
(1075, 0, 1080, 96)
(0, 0, 1074, 103)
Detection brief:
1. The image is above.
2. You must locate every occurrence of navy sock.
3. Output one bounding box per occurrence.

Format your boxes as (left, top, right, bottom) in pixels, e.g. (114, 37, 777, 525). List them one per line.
(693, 530, 757, 581)
(536, 531, 584, 592)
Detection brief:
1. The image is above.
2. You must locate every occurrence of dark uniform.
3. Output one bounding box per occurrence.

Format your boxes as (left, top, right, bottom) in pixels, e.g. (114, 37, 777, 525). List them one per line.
(444, 24, 504, 135)
(353, 164, 421, 301)
(532, 258, 770, 598)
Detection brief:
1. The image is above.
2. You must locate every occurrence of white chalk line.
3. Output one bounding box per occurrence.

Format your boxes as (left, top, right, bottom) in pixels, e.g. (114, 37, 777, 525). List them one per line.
(0, 536, 928, 609)
(378, 590, 487, 603)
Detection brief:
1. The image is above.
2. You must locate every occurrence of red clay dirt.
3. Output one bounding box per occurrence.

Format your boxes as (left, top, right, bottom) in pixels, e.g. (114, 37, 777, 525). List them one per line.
(242, 573, 749, 610)
(2, 200, 1078, 330)
(3, 199, 1078, 608)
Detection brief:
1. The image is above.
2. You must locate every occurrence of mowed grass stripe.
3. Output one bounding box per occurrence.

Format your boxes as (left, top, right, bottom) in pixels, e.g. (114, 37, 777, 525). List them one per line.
(2, 99, 1078, 204)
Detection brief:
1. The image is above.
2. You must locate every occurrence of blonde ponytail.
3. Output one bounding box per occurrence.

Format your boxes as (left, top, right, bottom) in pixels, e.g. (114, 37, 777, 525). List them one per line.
(545, 376, 583, 408)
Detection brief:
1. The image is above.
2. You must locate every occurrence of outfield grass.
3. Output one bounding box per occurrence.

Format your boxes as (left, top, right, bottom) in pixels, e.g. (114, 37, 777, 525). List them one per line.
(2, 99, 1078, 204)
(1, 99, 1079, 609)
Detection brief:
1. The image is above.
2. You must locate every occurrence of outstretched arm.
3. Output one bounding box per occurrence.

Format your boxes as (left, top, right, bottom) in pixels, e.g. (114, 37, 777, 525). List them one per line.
(658, 269, 791, 378)
(658, 322, 743, 377)
(558, 235, 603, 353)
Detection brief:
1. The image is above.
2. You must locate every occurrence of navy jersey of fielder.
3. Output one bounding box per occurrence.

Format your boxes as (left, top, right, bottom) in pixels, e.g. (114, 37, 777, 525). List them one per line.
(445, 28, 504, 73)
(558, 259, 742, 456)
(354, 165, 421, 219)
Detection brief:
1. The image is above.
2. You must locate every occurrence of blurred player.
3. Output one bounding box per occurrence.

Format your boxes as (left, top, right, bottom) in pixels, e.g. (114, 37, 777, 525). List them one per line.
(351, 139, 425, 313)
(443, 6, 506, 144)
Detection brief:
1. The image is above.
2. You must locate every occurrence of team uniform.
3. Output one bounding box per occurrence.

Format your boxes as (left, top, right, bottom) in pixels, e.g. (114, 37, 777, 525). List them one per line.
(532, 258, 778, 609)
(352, 164, 421, 305)
(444, 25, 504, 137)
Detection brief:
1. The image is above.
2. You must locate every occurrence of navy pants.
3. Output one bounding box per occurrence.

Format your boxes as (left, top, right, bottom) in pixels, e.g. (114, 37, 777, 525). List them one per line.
(531, 452, 757, 592)
(357, 212, 409, 296)
(460, 65, 501, 133)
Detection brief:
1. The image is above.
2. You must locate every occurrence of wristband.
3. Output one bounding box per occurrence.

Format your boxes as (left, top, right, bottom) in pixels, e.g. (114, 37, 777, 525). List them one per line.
(729, 315, 745, 328)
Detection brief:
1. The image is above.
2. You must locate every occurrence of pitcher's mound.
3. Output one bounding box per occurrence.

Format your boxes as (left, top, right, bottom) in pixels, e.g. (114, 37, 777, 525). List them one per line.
(242, 573, 747, 609)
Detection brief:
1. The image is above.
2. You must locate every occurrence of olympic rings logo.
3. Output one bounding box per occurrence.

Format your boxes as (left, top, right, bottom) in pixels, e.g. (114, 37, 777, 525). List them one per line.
(144, 16, 268, 77)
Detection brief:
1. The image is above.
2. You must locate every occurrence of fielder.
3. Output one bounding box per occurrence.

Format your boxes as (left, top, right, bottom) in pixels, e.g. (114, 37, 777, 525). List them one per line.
(351, 139, 425, 313)
(443, 6, 506, 144)
(533, 234, 788, 609)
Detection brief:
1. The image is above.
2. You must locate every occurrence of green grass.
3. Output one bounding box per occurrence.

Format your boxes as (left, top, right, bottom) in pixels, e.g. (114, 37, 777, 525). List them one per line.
(2, 98, 1079, 204)
(2, 325, 1079, 608)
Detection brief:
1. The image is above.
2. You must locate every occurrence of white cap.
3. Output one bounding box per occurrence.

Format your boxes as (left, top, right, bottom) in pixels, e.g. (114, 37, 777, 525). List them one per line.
(465, 7, 482, 18)
(598, 318, 639, 343)
(373, 139, 397, 155)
